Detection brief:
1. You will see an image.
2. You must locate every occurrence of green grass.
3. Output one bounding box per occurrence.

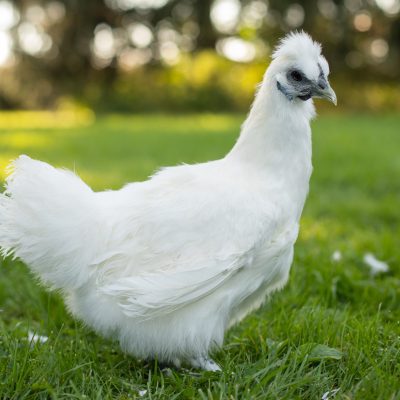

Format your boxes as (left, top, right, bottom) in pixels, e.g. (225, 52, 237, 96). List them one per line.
(0, 113, 399, 399)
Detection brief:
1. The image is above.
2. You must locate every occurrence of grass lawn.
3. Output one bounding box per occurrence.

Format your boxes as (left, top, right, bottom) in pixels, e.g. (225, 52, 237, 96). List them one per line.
(0, 112, 399, 399)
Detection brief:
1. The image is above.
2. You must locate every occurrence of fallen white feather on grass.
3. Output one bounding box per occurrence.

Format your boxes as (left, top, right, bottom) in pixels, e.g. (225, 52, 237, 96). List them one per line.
(28, 330, 48, 344)
(331, 250, 342, 262)
(321, 388, 340, 400)
(363, 253, 389, 276)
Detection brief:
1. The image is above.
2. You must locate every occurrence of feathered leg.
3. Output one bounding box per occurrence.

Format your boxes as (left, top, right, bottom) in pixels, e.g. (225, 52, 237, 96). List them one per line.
(189, 356, 221, 371)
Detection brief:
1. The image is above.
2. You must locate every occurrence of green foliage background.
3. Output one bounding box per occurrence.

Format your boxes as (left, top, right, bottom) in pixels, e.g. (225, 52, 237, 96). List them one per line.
(1, 0, 400, 112)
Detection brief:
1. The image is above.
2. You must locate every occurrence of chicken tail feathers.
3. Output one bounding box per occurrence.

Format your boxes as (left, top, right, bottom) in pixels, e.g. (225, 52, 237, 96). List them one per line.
(0, 155, 102, 290)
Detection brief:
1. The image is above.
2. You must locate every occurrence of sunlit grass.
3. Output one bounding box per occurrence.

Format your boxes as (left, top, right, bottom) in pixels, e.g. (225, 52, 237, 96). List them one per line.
(0, 109, 95, 130)
(0, 113, 399, 399)
(0, 113, 243, 186)
(0, 131, 52, 150)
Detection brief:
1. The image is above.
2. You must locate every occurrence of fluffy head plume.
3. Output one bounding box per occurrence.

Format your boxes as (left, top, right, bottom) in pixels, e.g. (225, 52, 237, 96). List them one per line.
(272, 31, 322, 61)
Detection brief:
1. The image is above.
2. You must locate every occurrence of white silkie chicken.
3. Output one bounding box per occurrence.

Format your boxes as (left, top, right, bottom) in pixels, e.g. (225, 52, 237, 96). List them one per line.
(0, 32, 336, 371)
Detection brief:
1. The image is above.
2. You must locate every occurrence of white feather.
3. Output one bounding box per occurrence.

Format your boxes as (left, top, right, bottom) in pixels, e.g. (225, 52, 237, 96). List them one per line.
(0, 32, 330, 369)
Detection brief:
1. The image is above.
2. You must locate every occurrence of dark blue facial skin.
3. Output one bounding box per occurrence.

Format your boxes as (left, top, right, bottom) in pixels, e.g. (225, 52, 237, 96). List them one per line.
(277, 63, 328, 102)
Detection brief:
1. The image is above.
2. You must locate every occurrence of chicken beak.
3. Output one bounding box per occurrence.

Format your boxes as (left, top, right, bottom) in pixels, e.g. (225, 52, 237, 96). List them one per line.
(322, 84, 337, 106)
(313, 82, 337, 106)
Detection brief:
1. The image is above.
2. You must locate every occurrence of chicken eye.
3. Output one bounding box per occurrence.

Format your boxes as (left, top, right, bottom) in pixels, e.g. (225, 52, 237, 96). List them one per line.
(291, 70, 302, 82)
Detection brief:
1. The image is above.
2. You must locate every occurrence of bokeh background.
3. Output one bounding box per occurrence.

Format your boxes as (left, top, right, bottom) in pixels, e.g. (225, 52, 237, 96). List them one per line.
(0, 0, 399, 113)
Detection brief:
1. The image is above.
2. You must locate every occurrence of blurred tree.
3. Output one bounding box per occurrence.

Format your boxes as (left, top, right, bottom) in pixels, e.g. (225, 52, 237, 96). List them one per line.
(196, 0, 218, 48)
(0, 0, 399, 110)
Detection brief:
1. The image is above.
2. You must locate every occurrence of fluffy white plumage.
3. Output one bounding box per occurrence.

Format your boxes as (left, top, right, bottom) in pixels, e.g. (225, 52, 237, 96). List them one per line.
(0, 32, 336, 371)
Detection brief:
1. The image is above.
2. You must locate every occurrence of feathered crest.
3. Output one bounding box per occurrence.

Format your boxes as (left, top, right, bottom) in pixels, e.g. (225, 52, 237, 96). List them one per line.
(272, 31, 322, 60)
